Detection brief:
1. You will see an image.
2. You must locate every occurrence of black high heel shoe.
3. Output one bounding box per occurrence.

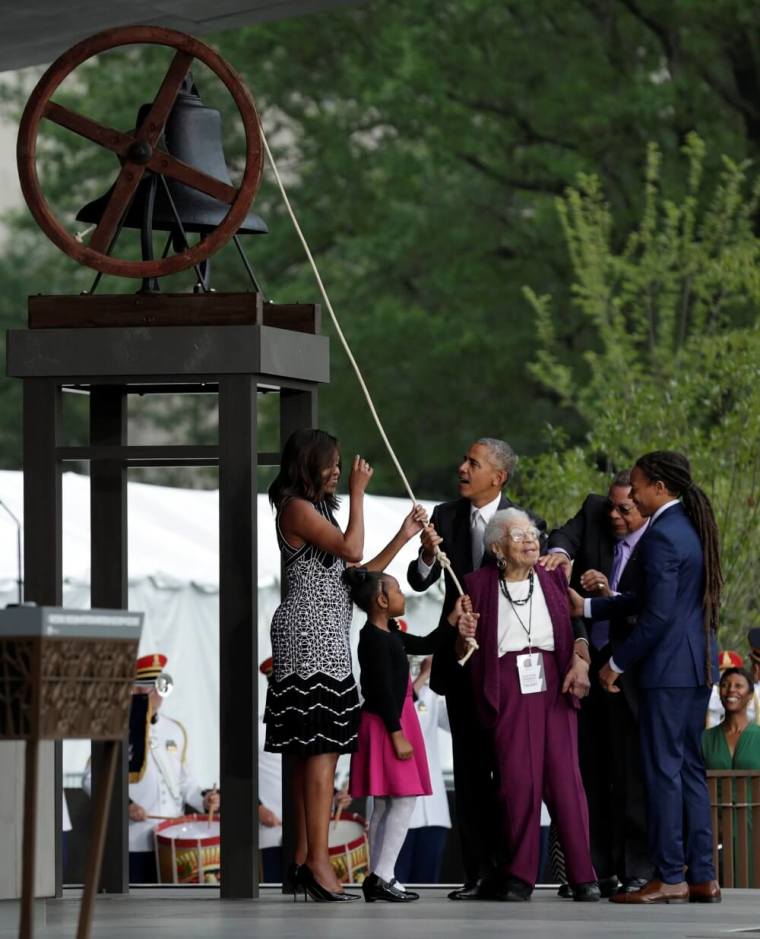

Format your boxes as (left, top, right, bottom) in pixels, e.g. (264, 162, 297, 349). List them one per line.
(300, 865, 358, 902)
(287, 863, 302, 903)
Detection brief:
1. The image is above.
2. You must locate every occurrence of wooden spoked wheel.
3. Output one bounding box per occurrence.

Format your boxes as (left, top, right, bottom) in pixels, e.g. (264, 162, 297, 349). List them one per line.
(17, 25, 263, 279)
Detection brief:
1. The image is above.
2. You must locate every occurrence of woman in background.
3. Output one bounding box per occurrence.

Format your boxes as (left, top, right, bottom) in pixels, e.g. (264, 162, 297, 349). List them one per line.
(702, 666, 760, 770)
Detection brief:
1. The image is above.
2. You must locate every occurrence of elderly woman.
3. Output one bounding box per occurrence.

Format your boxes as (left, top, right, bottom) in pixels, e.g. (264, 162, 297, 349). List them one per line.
(458, 507, 598, 901)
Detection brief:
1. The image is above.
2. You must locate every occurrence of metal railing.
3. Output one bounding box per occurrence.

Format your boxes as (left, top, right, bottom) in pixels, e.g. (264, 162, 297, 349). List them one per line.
(707, 770, 760, 887)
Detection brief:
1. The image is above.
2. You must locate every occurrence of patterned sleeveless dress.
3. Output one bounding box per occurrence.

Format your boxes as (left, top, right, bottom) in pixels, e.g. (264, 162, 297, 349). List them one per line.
(264, 500, 361, 755)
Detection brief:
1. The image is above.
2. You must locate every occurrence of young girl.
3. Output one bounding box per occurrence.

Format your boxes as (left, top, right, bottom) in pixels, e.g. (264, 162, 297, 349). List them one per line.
(343, 567, 469, 902)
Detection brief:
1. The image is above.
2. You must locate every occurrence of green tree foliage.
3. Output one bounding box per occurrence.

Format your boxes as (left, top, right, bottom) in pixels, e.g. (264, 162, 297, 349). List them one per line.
(2, 1, 760, 498)
(518, 135, 760, 645)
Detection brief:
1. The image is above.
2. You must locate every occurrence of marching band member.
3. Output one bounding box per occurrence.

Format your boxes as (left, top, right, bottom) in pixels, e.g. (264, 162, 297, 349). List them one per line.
(83, 653, 219, 883)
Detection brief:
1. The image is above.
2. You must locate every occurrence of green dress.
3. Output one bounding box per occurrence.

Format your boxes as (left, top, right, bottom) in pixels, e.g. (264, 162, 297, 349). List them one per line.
(701, 722, 760, 885)
(701, 722, 760, 770)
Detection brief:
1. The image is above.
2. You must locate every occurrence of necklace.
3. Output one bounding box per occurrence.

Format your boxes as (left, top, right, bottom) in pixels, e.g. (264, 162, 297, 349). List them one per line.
(499, 569, 534, 606)
(500, 572, 534, 650)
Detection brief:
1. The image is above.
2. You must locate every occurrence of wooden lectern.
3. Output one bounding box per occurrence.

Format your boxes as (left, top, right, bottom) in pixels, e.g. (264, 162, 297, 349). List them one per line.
(0, 606, 143, 938)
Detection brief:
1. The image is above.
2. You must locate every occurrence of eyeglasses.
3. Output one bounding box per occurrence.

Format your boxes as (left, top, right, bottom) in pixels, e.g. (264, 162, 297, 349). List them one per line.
(605, 500, 635, 516)
(508, 527, 540, 544)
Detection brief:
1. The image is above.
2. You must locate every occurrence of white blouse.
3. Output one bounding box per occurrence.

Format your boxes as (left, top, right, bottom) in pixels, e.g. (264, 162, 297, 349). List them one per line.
(497, 574, 555, 657)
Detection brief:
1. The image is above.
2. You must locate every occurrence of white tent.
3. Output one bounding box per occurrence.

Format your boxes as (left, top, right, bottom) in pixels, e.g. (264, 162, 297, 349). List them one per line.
(0, 471, 449, 785)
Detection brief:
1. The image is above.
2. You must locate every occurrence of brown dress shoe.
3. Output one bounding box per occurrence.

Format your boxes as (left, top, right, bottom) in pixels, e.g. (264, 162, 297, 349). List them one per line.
(609, 879, 689, 904)
(689, 880, 721, 903)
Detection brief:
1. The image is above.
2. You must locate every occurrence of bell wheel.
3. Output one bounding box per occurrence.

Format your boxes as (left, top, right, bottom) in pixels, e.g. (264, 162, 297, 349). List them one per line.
(17, 25, 263, 279)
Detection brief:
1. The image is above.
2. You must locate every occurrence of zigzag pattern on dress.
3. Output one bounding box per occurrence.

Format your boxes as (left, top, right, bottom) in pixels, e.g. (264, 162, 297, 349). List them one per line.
(265, 729, 359, 750)
(271, 699, 361, 718)
(266, 680, 359, 699)
(265, 669, 361, 755)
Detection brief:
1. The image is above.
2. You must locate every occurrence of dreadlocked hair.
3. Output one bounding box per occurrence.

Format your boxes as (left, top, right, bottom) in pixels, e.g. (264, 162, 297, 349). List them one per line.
(635, 451, 723, 686)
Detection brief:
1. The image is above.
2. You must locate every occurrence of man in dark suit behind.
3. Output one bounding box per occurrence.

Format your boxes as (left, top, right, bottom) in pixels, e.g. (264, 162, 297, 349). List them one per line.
(542, 471, 654, 896)
(575, 451, 722, 905)
(407, 437, 590, 899)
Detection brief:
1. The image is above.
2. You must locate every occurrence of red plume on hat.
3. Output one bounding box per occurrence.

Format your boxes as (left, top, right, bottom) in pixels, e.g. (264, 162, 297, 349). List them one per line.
(719, 650, 744, 671)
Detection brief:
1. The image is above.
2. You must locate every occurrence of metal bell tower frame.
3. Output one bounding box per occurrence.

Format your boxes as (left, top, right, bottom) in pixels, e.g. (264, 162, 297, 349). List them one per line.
(10, 25, 328, 900)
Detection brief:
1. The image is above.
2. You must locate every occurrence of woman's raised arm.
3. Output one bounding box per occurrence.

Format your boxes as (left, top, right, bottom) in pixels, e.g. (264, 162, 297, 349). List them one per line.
(279, 456, 372, 561)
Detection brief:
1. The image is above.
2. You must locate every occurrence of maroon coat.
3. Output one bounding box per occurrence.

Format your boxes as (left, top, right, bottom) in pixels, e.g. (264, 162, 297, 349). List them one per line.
(465, 563, 579, 729)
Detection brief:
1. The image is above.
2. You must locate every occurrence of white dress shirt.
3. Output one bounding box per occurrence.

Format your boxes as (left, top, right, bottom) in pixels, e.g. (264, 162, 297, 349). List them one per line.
(497, 575, 554, 656)
(417, 492, 502, 578)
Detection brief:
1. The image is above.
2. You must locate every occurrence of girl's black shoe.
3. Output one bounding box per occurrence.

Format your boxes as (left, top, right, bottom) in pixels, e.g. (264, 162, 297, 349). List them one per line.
(390, 878, 420, 900)
(362, 872, 415, 903)
(300, 865, 358, 902)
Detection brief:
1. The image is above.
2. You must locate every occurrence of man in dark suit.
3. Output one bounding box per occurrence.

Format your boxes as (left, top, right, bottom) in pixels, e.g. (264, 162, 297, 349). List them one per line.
(543, 471, 654, 896)
(407, 437, 590, 899)
(575, 451, 721, 904)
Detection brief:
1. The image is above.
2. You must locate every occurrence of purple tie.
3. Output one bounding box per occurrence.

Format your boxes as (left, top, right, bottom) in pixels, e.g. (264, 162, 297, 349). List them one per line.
(609, 539, 628, 591)
(590, 540, 628, 650)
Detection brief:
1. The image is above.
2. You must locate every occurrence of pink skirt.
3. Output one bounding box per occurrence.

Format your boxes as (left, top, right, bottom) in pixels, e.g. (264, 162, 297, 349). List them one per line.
(349, 682, 432, 798)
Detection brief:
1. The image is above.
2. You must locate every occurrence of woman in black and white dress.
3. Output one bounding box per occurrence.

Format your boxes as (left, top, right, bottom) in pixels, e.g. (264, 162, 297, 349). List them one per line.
(265, 428, 426, 901)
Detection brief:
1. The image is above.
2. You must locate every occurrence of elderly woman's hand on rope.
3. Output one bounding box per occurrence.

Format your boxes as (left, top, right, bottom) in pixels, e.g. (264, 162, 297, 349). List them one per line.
(457, 612, 478, 639)
(448, 593, 474, 626)
(454, 604, 479, 659)
(561, 653, 591, 699)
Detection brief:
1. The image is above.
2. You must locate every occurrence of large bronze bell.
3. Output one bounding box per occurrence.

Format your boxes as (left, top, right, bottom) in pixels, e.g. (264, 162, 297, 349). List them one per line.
(77, 76, 267, 236)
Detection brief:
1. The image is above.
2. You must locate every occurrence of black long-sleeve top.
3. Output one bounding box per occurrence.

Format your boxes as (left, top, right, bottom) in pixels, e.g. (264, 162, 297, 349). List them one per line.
(357, 619, 438, 732)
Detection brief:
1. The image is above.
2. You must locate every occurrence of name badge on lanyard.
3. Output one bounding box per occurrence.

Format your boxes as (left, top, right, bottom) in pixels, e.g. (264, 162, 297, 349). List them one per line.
(516, 651, 546, 695)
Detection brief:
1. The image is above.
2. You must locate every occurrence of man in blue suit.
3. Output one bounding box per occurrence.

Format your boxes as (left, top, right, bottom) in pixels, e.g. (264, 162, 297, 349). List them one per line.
(572, 451, 721, 904)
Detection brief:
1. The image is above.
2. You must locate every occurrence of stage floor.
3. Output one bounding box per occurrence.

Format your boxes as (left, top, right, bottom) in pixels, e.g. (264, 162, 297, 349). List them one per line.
(5, 887, 760, 938)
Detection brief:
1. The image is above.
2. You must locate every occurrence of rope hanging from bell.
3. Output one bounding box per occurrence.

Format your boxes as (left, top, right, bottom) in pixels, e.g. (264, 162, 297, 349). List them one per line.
(259, 129, 477, 666)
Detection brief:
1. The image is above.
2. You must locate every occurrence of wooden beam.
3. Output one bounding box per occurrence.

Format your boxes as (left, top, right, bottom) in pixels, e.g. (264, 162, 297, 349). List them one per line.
(28, 294, 319, 334)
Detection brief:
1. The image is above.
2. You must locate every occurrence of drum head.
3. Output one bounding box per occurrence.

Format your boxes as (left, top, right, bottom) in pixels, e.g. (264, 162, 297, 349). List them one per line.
(328, 819, 364, 849)
(156, 814, 220, 845)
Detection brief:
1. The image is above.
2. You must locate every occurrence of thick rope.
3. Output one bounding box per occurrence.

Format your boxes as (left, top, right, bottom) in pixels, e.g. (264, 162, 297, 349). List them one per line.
(260, 128, 477, 664)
